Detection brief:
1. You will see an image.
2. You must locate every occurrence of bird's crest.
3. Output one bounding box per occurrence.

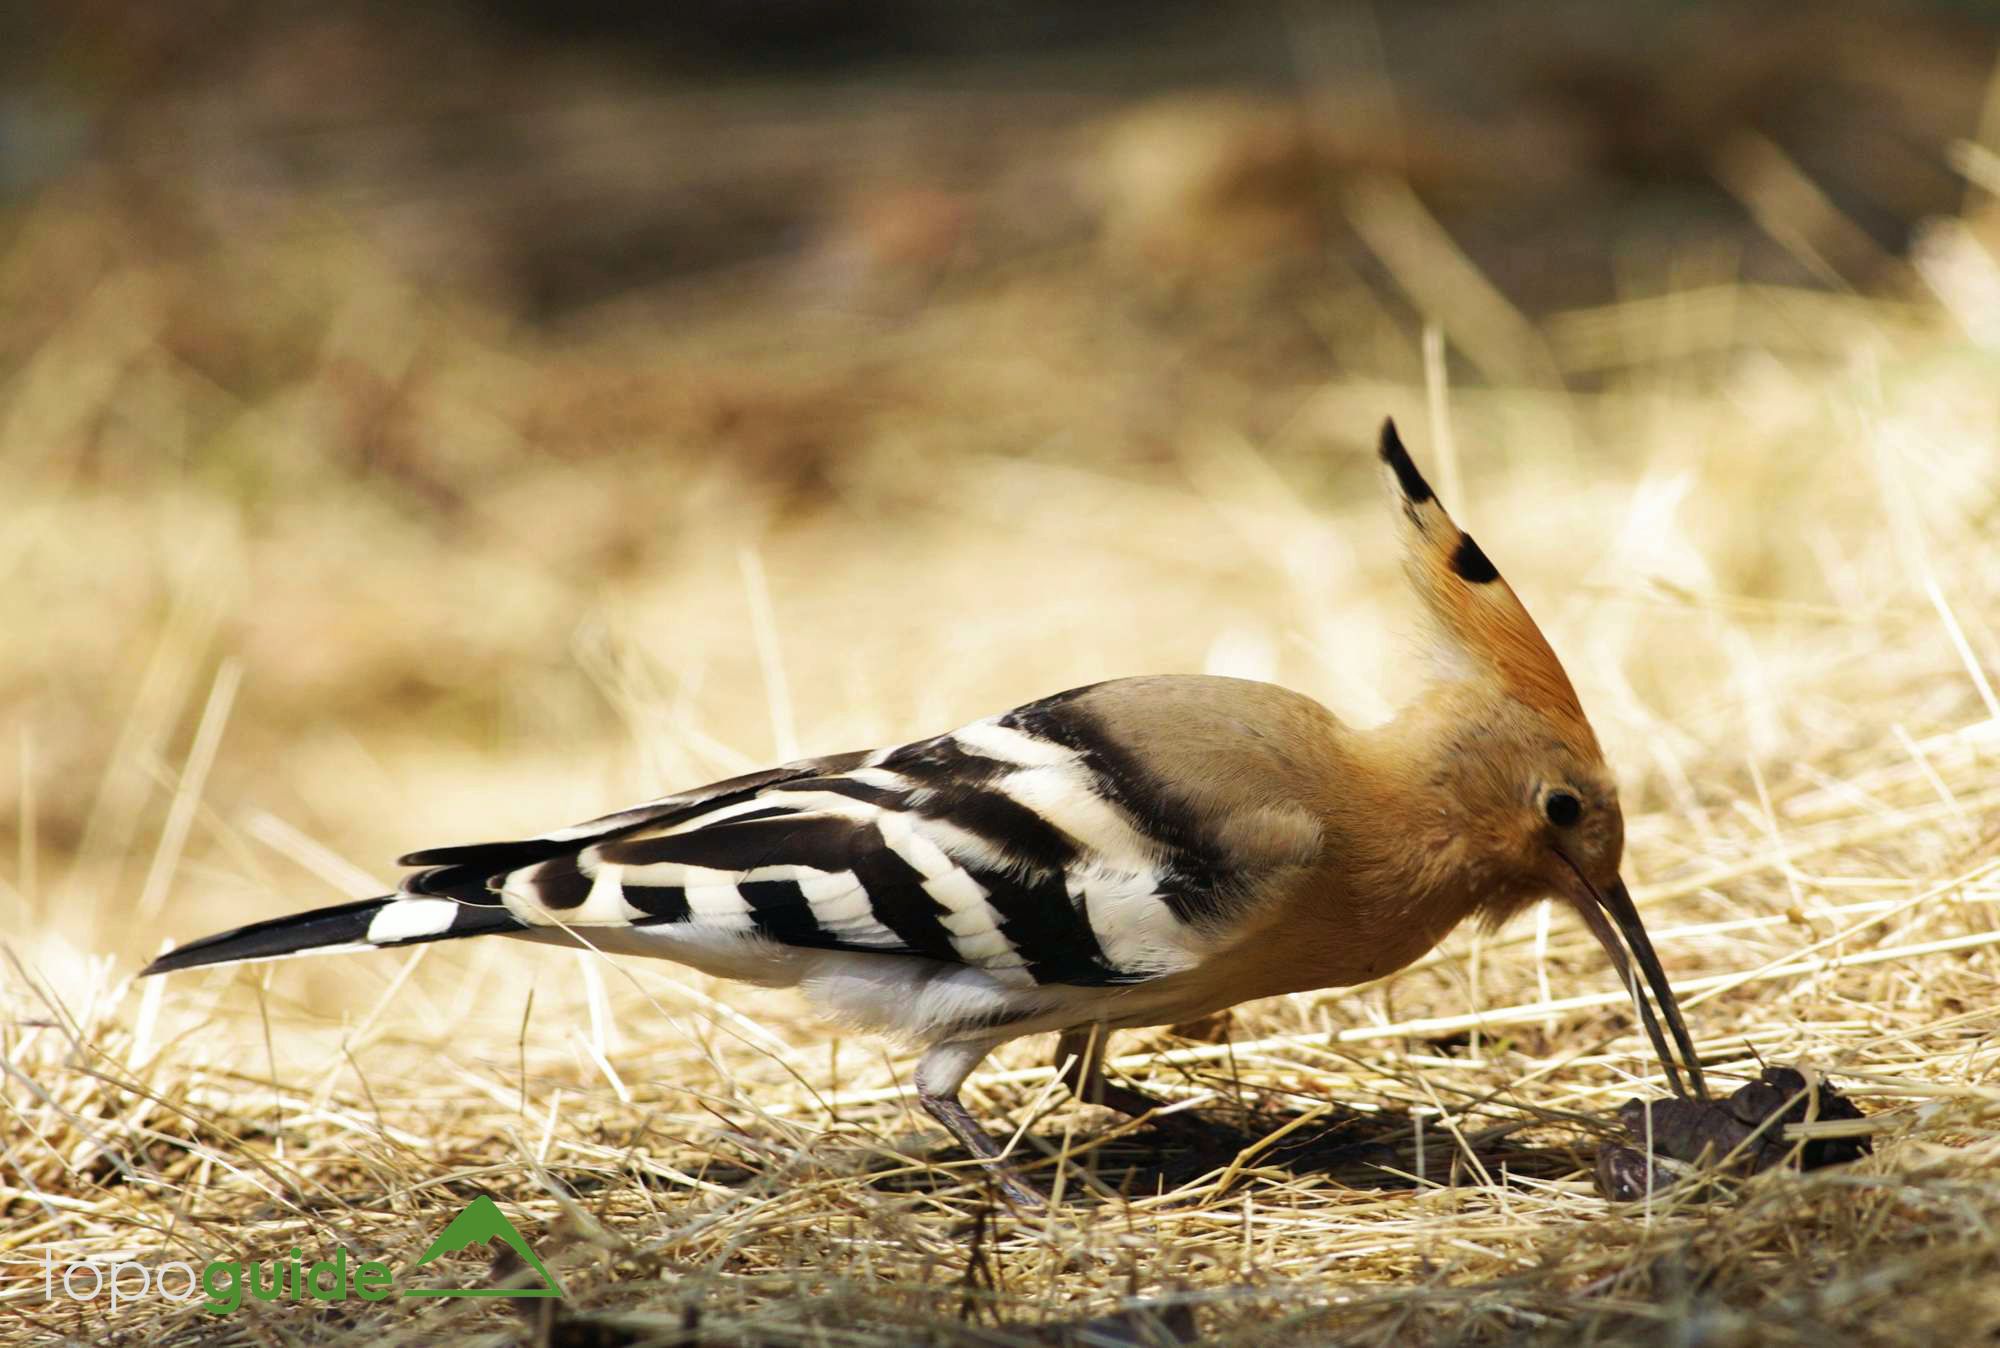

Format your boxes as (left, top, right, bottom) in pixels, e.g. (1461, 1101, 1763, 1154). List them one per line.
(1376, 419, 1597, 753)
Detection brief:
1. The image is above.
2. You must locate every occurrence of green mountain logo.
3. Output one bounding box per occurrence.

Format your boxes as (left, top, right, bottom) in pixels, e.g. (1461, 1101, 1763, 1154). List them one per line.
(402, 1195, 563, 1298)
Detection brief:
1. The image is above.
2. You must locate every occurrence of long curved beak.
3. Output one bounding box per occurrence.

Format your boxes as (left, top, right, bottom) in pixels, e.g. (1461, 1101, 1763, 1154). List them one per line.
(1556, 856, 1709, 1101)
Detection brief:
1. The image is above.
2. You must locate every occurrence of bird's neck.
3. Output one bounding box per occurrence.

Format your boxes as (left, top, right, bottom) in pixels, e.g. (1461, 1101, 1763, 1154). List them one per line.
(1337, 687, 1525, 944)
(1179, 683, 1529, 1001)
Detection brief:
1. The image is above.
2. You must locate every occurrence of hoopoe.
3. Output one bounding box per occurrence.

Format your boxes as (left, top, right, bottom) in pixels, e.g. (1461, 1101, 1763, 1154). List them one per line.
(145, 421, 1705, 1205)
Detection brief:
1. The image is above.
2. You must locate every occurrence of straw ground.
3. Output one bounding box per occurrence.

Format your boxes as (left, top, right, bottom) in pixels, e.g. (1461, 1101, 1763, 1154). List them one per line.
(5, 181, 2000, 1345)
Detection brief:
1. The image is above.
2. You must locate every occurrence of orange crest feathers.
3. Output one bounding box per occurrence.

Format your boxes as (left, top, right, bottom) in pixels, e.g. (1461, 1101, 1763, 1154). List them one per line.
(1375, 419, 1598, 753)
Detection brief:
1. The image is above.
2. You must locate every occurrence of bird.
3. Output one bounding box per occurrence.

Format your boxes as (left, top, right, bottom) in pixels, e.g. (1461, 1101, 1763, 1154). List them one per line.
(144, 420, 1707, 1206)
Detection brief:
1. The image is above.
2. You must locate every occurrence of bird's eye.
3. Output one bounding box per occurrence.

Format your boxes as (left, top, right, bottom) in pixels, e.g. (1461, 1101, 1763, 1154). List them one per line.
(1545, 790, 1582, 828)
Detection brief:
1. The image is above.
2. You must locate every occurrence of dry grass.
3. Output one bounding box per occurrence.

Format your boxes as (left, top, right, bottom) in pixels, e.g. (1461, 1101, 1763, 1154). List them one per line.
(7, 157, 2000, 1347)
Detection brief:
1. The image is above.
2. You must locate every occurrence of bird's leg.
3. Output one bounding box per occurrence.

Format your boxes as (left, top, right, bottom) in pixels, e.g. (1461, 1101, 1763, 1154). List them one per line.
(1053, 1026, 1171, 1121)
(915, 1039, 1043, 1208)
(918, 1091, 1043, 1208)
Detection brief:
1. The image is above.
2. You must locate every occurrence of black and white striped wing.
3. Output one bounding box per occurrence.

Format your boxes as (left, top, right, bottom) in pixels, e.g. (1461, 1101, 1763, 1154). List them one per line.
(397, 691, 1257, 988)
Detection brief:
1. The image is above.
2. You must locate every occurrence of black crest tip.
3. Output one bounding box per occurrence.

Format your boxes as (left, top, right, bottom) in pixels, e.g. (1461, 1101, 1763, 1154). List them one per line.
(1451, 531, 1500, 584)
(1378, 418, 1434, 505)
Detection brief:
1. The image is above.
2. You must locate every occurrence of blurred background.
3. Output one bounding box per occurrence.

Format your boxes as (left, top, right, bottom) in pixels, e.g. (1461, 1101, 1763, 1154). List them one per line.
(5, 0, 2000, 1033)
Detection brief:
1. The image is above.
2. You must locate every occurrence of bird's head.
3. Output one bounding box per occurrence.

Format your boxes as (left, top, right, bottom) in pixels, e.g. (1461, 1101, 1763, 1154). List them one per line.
(1376, 419, 1707, 1100)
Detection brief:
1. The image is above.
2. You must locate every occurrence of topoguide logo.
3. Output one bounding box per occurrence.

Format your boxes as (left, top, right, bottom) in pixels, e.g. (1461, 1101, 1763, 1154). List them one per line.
(40, 1195, 561, 1316)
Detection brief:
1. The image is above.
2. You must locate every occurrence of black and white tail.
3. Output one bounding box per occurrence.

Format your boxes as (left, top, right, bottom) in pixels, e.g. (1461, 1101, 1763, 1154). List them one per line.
(140, 895, 523, 975)
(139, 758, 846, 977)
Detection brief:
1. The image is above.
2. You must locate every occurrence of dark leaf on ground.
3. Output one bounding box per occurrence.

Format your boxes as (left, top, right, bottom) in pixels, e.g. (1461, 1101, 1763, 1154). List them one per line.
(1597, 1065, 1870, 1199)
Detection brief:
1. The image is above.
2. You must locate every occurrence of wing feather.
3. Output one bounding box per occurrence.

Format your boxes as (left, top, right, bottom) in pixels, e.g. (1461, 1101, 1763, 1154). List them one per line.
(391, 685, 1309, 988)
